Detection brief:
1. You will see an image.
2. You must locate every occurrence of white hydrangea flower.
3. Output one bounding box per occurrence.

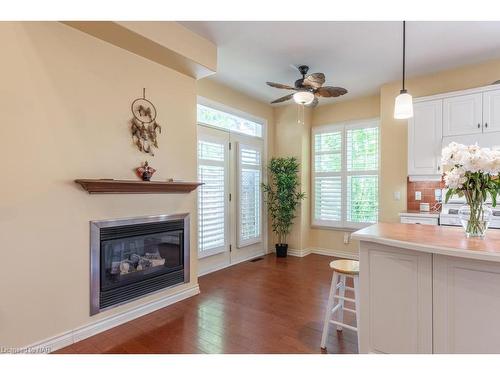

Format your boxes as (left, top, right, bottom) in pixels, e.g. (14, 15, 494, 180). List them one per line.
(444, 167, 467, 189)
(441, 142, 468, 170)
(441, 142, 500, 175)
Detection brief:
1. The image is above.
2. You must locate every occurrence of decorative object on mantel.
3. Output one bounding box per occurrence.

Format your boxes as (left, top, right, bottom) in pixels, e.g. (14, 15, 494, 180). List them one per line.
(136, 161, 156, 181)
(74, 179, 202, 194)
(130, 88, 162, 156)
(441, 142, 500, 238)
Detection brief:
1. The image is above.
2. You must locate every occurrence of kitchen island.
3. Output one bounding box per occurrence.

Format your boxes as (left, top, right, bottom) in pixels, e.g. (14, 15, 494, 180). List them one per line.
(352, 223, 500, 354)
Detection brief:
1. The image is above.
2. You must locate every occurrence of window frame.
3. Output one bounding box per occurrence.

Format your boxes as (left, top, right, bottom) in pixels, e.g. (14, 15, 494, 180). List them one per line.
(311, 118, 380, 230)
(197, 96, 265, 139)
(197, 131, 230, 259)
(196, 97, 269, 260)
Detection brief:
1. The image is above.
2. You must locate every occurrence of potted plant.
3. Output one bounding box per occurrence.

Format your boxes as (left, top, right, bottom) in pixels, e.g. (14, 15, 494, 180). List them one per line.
(441, 142, 500, 237)
(262, 157, 305, 257)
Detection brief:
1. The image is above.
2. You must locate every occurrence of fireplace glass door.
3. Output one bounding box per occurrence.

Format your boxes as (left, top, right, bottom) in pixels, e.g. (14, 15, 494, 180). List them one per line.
(101, 230, 183, 291)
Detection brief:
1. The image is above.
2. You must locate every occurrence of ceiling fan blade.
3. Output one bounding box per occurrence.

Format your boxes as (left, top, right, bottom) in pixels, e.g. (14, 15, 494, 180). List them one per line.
(271, 93, 294, 104)
(316, 86, 348, 98)
(307, 97, 319, 108)
(266, 82, 296, 90)
(303, 73, 325, 88)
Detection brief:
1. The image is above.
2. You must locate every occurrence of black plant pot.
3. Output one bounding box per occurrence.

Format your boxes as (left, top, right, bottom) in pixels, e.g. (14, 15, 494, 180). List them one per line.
(275, 243, 288, 258)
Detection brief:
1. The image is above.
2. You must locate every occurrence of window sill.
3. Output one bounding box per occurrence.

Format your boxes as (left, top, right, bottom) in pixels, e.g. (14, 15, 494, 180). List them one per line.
(311, 223, 375, 232)
(310, 225, 359, 232)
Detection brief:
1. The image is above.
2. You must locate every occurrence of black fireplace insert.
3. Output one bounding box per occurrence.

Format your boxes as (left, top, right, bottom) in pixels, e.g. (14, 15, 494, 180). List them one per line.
(90, 214, 190, 315)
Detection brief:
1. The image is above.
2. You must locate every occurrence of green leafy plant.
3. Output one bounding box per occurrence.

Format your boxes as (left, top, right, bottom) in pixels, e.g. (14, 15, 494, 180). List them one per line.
(262, 157, 306, 245)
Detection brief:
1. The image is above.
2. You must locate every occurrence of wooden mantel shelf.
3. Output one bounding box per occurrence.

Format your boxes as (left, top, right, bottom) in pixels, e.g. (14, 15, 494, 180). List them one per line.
(75, 179, 203, 194)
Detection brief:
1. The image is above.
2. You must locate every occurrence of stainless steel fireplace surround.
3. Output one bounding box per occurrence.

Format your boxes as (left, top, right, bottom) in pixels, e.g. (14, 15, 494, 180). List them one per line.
(90, 213, 190, 315)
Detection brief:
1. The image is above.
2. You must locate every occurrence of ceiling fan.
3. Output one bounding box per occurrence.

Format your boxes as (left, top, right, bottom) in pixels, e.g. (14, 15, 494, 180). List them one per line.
(266, 65, 348, 107)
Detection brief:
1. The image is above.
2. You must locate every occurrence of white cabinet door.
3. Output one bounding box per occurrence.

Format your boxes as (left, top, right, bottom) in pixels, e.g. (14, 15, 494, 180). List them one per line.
(408, 100, 443, 176)
(433, 255, 500, 353)
(443, 93, 482, 137)
(483, 89, 500, 134)
(359, 242, 433, 353)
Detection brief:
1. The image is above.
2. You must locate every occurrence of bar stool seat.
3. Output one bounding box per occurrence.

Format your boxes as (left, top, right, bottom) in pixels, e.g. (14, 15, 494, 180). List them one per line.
(321, 259, 360, 352)
(330, 259, 359, 275)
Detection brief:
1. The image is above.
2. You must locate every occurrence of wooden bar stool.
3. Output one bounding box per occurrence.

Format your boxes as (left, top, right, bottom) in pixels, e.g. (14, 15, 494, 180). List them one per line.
(321, 259, 360, 351)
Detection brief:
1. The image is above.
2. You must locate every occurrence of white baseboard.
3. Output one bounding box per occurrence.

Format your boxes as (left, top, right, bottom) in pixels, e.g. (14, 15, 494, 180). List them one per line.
(269, 246, 358, 260)
(287, 248, 312, 257)
(22, 284, 200, 354)
(198, 251, 266, 277)
(309, 247, 359, 260)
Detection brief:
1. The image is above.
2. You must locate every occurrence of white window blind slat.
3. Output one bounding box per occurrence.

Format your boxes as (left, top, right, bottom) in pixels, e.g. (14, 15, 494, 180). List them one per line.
(238, 144, 262, 247)
(198, 139, 227, 256)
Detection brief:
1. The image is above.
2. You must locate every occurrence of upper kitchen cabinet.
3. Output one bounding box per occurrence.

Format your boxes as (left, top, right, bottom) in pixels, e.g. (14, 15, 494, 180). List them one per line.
(442, 93, 483, 137)
(483, 89, 500, 134)
(408, 84, 500, 181)
(408, 100, 443, 177)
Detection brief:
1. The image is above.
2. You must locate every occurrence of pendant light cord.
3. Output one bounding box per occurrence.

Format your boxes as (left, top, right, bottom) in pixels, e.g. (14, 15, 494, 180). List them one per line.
(402, 20, 406, 91)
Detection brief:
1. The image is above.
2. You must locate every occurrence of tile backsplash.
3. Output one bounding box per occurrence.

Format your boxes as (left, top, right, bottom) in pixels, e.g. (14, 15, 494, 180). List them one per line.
(407, 177, 444, 211)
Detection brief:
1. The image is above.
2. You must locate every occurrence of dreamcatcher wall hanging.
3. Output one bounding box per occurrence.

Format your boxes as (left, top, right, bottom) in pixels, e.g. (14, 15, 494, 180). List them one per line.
(130, 88, 162, 156)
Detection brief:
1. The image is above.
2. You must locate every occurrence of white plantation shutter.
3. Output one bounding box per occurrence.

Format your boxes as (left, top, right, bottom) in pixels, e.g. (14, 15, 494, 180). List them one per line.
(238, 143, 262, 247)
(346, 124, 379, 225)
(312, 120, 379, 228)
(313, 126, 343, 226)
(198, 139, 228, 257)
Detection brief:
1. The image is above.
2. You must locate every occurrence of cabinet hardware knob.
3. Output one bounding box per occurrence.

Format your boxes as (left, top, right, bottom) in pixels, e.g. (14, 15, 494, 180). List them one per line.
(478, 123, 481, 128)
(485, 122, 488, 128)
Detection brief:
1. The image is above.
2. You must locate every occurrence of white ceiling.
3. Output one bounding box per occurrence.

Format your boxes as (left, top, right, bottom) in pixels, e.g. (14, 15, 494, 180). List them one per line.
(180, 21, 500, 106)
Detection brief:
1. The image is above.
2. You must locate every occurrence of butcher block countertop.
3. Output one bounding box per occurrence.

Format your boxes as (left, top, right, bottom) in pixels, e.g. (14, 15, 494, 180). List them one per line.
(352, 223, 500, 263)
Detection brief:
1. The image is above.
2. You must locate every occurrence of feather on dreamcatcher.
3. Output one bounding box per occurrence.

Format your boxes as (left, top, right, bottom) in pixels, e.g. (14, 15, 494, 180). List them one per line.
(130, 89, 162, 156)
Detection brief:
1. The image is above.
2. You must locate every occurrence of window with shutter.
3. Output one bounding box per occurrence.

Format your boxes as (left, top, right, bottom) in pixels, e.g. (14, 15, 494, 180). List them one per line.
(312, 119, 379, 229)
(197, 104, 263, 138)
(198, 139, 228, 257)
(238, 143, 262, 247)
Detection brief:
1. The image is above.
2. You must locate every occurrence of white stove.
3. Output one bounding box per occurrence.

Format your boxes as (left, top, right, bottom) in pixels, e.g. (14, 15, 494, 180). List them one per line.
(439, 189, 500, 228)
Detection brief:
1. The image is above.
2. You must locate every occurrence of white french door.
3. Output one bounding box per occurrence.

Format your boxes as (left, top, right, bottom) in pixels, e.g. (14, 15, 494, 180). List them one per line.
(197, 125, 265, 275)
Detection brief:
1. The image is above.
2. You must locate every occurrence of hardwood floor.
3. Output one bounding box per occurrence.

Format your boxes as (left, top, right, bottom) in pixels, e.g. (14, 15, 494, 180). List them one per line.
(55, 254, 358, 354)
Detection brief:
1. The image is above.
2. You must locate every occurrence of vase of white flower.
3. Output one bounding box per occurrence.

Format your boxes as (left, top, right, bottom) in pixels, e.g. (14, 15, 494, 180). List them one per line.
(441, 142, 500, 238)
(458, 203, 492, 237)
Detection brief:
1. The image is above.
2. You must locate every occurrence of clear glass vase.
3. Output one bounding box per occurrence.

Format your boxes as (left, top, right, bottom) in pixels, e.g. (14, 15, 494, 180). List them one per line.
(458, 204, 492, 238)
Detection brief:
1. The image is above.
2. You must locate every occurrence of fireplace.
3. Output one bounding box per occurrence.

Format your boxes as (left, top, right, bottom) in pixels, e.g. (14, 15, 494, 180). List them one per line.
(90, 214, 190, 315)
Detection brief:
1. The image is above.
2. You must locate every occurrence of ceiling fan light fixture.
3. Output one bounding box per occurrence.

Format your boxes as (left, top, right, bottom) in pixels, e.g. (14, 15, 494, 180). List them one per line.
(293, 91, 314, 105)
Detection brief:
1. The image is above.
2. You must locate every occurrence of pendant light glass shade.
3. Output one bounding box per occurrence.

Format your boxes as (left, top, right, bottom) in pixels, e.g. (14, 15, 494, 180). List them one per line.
(394, 89, 414, 119)
(394, 21, 413, 120)
(293, 91, 314, 105)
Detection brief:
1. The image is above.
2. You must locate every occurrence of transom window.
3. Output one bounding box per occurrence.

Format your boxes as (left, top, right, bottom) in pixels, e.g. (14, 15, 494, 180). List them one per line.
(312, 119, 379, 229)
(197, 103, 263, 138)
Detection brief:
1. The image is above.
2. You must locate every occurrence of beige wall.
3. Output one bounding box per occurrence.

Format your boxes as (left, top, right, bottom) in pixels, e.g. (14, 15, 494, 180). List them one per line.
(117, 21, 217, 72)
(310, 95, 380, 256)
(313, 95, 381, 126)
(273, 104, 312, 250)
(380, 58, 500, 223)
(0, 22, 202, 348)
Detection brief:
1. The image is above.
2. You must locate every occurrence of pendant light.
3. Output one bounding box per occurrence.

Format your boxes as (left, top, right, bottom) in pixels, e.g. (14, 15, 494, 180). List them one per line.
(394, 21, 414, 120)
